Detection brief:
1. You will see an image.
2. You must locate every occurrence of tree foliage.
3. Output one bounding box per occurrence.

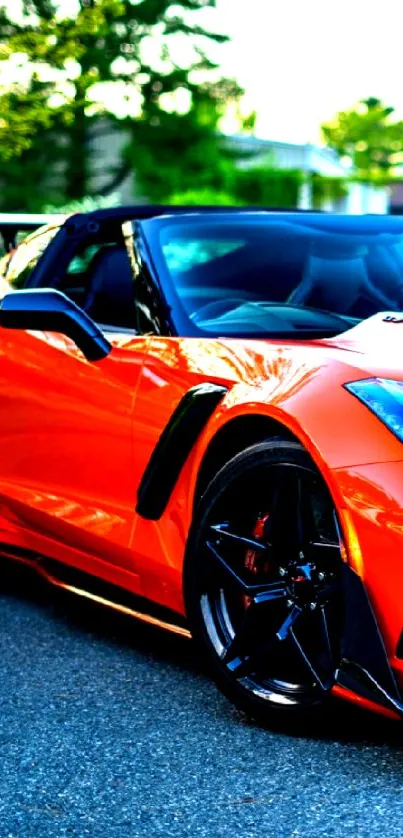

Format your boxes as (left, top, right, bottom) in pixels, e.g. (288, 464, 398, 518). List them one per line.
(167, 188, 243, 205)
(125, 77, 245, 200)
(0, 0, 243, 208)
(321, 97, 403, 179)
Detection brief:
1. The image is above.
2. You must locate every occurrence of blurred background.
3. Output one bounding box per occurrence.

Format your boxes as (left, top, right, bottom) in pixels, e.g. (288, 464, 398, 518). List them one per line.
(1, 0, 403, 216)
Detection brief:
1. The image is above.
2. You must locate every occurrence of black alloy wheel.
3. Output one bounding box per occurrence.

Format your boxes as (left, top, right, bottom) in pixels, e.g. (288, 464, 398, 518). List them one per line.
(184, 440, 344, 724)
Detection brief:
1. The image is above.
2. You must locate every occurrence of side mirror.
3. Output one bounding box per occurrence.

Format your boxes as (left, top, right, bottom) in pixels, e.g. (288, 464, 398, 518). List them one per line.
(0, 288, 111, 361)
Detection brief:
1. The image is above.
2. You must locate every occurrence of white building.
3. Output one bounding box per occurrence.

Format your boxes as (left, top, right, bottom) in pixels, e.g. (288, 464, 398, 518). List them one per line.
(225, 135, 389, 214)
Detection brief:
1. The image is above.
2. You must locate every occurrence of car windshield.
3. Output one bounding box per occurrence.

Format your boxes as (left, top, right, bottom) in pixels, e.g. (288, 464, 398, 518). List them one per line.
(146, 213, 403, 338)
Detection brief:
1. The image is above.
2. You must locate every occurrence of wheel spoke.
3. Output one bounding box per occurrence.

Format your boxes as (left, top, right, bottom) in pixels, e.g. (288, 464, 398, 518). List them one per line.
(205, 540, 249, 592)
(290, 626, 333, 691)
(225, 604, 336, 684)
(209, 523, 268, 553)
(309, 541, 341, 567)
(276, 604, 302, 641)
(317, 580, 342, 603)
(265, 467, 309, 556)
(310, 541, 340, 552)
(298, 476, 319, 548)
(226, 633, 278, 677)
(319, 604, 334, 670)
(295, 470, 304, 546)
(225, 605, 303, 677)
(221, 609, 253, 666)
(206, 539, 288, 599)
(264, 465, 291, 546)
(251, 582, 288, 603)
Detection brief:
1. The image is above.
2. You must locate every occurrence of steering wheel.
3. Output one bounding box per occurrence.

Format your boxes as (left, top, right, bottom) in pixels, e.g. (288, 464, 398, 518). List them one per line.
(190, 298, 249, 323)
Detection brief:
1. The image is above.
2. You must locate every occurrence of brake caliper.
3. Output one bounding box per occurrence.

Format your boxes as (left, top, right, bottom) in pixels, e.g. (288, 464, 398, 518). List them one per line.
(244, 513, 270, 608)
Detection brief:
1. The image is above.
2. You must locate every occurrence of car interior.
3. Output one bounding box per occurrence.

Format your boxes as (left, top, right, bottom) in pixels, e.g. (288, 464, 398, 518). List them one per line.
(59, 233, 137, 331)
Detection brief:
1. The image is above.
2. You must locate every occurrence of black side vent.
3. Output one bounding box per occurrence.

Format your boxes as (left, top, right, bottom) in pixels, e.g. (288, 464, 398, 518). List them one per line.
(136, 382, 228, 520)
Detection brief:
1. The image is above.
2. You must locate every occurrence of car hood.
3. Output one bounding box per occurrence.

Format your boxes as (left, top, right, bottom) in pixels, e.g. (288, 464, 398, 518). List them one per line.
(320, 312, 403, 376)
(184, 312, 403, 391)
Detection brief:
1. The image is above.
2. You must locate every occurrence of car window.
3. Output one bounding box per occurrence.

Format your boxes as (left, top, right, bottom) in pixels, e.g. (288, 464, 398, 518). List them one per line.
(5, 225, 61, 290)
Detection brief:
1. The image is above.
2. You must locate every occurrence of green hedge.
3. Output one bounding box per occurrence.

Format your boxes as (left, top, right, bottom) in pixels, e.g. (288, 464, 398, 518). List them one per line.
(310, 173, 348, 208)
(166, 189, 245, 206)
(234, 166, 304, 207)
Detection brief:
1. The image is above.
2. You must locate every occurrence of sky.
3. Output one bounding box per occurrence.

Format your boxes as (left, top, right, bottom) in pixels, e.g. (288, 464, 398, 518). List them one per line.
(204, 0, 403, 143)
(4, 0, 403, 145)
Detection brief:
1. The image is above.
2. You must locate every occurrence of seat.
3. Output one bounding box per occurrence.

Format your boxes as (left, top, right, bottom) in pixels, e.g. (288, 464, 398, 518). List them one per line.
(85, 245, 136, 330)
(289, 249, 395, 315)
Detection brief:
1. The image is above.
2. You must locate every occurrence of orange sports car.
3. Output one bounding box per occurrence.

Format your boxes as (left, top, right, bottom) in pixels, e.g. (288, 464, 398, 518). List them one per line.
(0, 206, 403, 725)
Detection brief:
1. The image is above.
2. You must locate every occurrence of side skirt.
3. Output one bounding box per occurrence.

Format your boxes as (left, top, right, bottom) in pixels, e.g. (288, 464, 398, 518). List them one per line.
(0, 544, 191, 639)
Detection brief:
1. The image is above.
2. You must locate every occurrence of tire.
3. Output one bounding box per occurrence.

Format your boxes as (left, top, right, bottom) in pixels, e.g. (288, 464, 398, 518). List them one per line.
(184, 439, 344, 727)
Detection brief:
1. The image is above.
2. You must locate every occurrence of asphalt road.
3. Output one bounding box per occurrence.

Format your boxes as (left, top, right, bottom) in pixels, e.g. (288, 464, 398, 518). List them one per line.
(0, 564, 402, 838)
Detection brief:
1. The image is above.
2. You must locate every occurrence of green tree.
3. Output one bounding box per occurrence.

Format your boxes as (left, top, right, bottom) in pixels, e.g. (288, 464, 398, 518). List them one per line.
(321, 97, 403, 180)
(126, 77, 246, 201)
(0, 0, 241, 208)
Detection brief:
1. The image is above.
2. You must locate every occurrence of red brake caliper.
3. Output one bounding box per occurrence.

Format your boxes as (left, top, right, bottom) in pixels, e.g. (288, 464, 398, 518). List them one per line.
(243, 513, 270, 608)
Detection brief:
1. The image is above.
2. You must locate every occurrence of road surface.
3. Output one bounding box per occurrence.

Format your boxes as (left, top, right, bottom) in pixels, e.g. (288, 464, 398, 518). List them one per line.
(0, 562, 401, 837)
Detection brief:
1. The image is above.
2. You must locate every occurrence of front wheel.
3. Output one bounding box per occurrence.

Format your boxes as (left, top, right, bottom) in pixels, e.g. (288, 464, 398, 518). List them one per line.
(184, 440, 344, 725)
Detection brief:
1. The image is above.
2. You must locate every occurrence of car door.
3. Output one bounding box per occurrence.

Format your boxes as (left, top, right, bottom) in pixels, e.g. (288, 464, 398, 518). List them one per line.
(0, 223, 152, 594)
(0, 325, 151, 590)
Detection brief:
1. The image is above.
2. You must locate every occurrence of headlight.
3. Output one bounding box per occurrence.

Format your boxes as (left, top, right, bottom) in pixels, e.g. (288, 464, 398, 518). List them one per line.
(345, 378, 403, 442)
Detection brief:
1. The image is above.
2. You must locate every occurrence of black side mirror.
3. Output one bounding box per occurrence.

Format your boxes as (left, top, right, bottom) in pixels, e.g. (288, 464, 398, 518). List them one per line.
(0, 288, 111, 361)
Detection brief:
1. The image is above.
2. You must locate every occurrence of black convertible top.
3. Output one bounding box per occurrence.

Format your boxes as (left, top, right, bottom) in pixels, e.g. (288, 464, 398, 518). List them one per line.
(0, 204, 318, 253)
(70, 204, 314, 224)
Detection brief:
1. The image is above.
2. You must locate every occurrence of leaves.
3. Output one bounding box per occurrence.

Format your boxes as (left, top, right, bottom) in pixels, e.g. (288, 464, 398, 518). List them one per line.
(0, 0, 236, 206)
(0, 79, 56, 160)
(321, 97, 403, 179)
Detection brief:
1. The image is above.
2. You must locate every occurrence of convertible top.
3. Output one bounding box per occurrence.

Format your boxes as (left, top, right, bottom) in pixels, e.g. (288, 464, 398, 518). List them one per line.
(69, 204, 315, 223)
(0, 204, 317, 252)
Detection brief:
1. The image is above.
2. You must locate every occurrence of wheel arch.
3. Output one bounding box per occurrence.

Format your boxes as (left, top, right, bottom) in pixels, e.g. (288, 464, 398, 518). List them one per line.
(189, 401, 349, 520)
(193, 413, 300, 508)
